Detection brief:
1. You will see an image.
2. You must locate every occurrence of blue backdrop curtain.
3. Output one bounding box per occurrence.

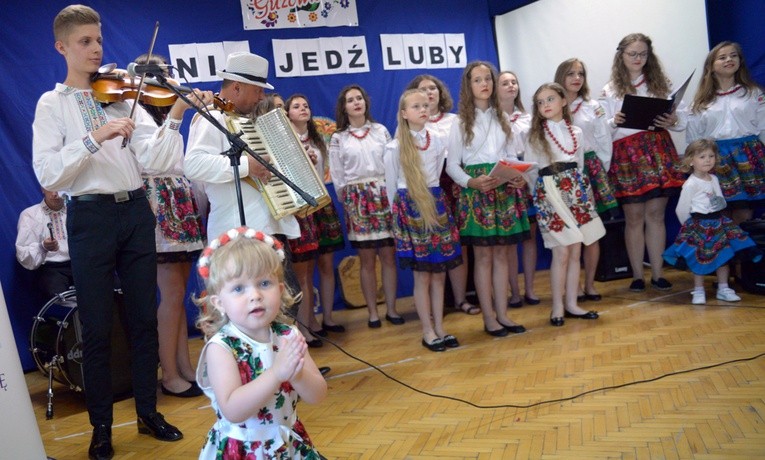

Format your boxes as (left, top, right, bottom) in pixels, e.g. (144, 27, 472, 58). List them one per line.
(0, 0, 500, 371)
(2, 0, 764, 371)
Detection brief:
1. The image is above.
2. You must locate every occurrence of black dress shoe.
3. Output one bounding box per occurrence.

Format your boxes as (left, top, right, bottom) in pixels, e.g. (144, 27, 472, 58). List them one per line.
(524, 295, 541, 305)
(577, 294, 587, 302)
(137, 412, 183, 442)
(385, 314, 405, 325)
(563, 310, 599, 319)
(322, 322, 346, 333)
(319, 366, 331, 376)
(550, 316, 565, 327)
(484, 326, 509, 337)
(161, 382, 203, 398)
(584, 293, 602, 301)
(368, 319, 382, 328)
(422, 337, 446, 352)
(89, 424, 113, 460)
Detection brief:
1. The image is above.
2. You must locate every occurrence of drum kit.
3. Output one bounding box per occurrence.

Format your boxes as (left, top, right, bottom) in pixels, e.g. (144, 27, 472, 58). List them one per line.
(29, 289, 132, 419)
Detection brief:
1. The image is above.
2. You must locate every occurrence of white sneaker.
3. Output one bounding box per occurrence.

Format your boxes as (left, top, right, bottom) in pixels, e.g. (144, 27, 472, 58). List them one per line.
(716, 287, 741, 302)
(691, 290, 706, 305)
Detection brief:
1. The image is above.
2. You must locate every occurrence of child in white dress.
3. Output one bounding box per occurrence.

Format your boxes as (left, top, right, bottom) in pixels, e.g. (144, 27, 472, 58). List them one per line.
(195, 227, 327, 459)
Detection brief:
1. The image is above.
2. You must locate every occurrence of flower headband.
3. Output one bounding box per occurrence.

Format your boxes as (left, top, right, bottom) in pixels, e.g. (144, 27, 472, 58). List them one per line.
(197, 226, 285, 279)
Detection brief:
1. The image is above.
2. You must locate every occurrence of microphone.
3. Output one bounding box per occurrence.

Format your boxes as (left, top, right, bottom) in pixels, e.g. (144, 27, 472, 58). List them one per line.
(127, 62, 173, 77)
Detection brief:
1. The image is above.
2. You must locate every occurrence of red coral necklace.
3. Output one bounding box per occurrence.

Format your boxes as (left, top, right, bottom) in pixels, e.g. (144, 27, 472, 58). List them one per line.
(544, 120, 578, 155)
(717, 85, 741, 96)
(416, 130, 431, 151)
(349, 126, 371, 140)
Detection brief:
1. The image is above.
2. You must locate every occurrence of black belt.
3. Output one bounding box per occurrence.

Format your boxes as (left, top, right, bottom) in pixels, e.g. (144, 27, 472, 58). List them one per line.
(539, 162, 577, 176)
(691, 211, 723, 220)
(68, 187, 146, 203)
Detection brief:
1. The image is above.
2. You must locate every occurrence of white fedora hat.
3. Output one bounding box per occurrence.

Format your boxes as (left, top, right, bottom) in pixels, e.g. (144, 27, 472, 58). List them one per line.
(216, 52, 274, 90)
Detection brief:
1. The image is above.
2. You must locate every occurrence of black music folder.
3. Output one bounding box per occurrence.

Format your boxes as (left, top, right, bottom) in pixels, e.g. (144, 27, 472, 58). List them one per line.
(618, 71, 694, 131)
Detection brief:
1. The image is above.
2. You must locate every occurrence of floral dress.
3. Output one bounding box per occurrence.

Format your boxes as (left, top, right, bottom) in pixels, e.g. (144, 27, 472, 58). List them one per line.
(196, 322, 321, 460)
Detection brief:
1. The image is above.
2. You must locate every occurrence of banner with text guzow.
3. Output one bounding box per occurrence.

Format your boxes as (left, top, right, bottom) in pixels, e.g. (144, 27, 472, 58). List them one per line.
(0, 282, 47, 459)
(241, 0, 359, 30)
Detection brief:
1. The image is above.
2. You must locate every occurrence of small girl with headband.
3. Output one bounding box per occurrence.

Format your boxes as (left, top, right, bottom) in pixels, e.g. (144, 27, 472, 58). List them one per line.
(195, 227, 327, 459)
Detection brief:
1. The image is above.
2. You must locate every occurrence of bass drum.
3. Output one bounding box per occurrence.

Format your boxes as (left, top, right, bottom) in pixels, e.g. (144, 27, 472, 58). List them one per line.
(30, 289, 133, 396)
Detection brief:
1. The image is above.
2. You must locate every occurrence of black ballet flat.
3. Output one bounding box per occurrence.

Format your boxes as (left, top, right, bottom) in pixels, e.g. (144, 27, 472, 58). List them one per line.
(583, 293, 602, 301)
(385, 314, 405, 325)
(306, 338, 323, 348)
(550, 316, 565, 327)
(161, 382, 203, 398)
(577, 294, 587, 303)
(422, 337, 446, 352)
(484, 326, 509, 337)
(563, 310, 599, 320)
(524, 295, 541, 305)
(322, 322, 346, 333)
(368, 319, 382, 328)
(508, 299, 523, 308)
(311, 328, 328, 337)
(441, 335, 460, 348)
(505, 324, 527, 334)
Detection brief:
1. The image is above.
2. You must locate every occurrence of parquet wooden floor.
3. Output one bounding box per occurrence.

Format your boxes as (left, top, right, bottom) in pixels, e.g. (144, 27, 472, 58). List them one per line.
(25, 268, 765, 459)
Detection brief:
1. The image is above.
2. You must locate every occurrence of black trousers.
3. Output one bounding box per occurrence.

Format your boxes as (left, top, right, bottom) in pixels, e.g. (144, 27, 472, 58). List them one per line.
(67, 196, 158, 426)
(38, 261, 74, 299)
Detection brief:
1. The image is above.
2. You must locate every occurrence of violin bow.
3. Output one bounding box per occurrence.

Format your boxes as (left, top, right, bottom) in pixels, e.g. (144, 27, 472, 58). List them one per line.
(121, 21, 160, 148)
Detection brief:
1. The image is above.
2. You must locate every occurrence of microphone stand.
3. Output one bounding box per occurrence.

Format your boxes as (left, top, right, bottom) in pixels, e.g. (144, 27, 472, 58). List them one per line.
(149, 73, 317, 227)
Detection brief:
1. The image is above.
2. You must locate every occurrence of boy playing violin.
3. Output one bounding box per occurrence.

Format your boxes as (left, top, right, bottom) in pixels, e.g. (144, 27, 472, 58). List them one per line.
(32, 5, 212, 459)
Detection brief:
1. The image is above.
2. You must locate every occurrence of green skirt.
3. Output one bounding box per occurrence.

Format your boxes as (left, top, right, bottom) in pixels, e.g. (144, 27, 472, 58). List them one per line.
(457, 163, 531, 246)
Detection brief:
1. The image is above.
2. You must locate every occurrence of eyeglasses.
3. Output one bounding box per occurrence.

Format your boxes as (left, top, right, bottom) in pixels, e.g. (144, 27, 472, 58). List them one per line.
(624, 51, 649, 59)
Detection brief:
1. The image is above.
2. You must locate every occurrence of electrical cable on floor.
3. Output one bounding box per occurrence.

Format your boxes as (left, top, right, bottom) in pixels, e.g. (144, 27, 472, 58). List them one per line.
(290, 314, 765, 410)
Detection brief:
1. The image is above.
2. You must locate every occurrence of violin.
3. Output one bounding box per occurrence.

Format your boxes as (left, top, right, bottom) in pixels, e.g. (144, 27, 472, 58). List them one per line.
(91, 68, 235, 113)
(91, 69, 181, 107)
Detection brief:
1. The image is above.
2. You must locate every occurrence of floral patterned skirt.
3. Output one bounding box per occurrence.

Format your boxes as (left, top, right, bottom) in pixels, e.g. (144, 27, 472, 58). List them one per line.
(313, 201, 345, 253)
(199, 419, 321, 460)
(715, 135, 765, 207)
(608, 130, 684, 203)
(391, 187, 462, 272)
(341, 179, 394, 249)
(663, 213, 762, 275)
(458, 163, 530, 246)
(288, 214, 319, 263)
(143, 175, 204, 256)
(583, 150, 618, 214)
(533, 165, 605, 249)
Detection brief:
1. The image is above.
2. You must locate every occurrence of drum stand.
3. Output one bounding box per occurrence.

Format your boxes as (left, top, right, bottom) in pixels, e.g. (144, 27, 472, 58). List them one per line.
(43, 355, 61, 419)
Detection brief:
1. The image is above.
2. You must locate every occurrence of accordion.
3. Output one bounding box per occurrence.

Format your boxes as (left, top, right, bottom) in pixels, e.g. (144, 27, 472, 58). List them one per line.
(225, 109, 330, 220)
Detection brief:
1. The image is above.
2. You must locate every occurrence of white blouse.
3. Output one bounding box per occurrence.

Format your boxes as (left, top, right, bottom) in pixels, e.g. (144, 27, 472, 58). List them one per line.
(599, 74, 687, 142)
(383, 128, 447, 207)
(675, 174, 726, 223)
(426, 112, 458, 142)
(33, 84, 182, 195)
(509, 108, 532, 159)
(445, 108, 521, 188)
(569, 97, 613, 170)
(686, 86, 765, 143)
(523, 119, 584, 191)
(328, 122, 391, 192)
